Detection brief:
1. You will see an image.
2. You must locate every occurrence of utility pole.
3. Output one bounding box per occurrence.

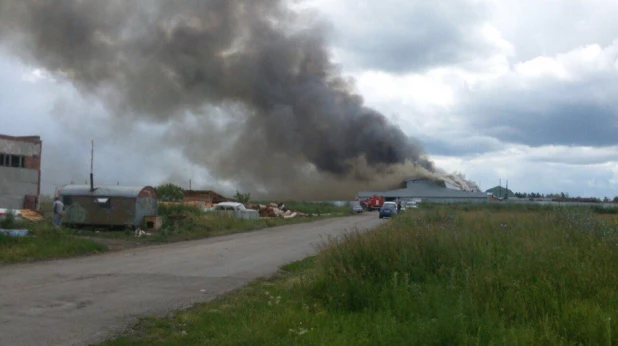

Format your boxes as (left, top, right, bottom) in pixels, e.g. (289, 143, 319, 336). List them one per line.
(505, 180, 509, 200)
(90, 140, 95, 192)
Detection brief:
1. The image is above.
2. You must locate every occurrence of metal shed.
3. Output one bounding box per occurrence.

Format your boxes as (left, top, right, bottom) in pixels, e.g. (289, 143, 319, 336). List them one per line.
(59, 185, 157, 228)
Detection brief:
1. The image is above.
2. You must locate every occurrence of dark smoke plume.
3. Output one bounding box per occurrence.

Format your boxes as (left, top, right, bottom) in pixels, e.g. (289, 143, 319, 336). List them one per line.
(0, 0, 475, 199)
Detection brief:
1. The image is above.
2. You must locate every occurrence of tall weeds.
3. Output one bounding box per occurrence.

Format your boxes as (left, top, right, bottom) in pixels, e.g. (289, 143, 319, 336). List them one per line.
(308, 207, 618, 344)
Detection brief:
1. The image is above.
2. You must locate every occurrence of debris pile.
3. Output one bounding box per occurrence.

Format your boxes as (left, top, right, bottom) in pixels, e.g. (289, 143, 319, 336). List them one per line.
(246, 203, 314, 219)
(0, 209, 44, 222)
(20, 209, 44, 222)
(134, 228, 151, 238)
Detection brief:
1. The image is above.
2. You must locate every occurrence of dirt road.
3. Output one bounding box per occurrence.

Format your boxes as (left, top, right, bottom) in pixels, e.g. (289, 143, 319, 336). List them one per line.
(0, 214, 383, 346)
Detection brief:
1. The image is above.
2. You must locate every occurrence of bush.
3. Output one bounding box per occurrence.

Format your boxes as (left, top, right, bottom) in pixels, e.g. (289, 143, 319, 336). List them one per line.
(591, 205, 618, 214)
(0, 209, 19, 229)
(155, 183, 184, 202)
(157, 203, 203, 218)
(234, 190, 252, 204)
(155, 203, 205, 238)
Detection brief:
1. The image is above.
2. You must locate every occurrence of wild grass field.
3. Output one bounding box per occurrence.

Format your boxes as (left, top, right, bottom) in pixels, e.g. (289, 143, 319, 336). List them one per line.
(104, 204, 618, 345)
(0, 215, 107, 264)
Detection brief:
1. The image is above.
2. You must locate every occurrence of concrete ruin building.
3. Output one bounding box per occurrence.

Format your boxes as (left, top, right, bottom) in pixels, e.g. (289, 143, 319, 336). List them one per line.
(0, 134, 42, 210)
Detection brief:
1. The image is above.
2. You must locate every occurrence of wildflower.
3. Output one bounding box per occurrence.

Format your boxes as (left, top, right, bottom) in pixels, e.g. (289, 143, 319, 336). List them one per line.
(289, 328, 309, 336)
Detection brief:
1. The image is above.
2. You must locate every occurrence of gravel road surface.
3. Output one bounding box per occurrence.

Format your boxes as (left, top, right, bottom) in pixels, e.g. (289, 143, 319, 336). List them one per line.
(0, 214, 383, 346)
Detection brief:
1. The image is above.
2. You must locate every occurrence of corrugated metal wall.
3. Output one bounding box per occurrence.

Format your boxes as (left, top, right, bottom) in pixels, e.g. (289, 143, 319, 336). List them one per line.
(63, 196, 137, 226)
(135, 197, 157, 225)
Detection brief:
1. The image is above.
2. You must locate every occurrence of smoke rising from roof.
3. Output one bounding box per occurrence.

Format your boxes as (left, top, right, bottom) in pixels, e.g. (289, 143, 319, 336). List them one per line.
(0, 0, 476, 199)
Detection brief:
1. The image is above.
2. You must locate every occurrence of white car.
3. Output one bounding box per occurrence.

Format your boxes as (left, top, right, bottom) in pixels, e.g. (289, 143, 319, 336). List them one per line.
(382, 201, 398, 213)
(213, 202, 251, 211)
(211, 202, 259, 220)
(405, 201, 418, 209)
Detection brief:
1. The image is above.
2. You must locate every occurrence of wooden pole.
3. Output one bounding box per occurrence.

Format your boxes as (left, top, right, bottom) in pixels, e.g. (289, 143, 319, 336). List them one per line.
(90, 140, 94, 191)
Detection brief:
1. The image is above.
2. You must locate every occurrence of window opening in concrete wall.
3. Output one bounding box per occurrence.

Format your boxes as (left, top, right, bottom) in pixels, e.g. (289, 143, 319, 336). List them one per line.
(0, 153, 9, 166)
(62, 196, 73, 206)
(10, 155, 19, 167)
(1, 154, 26, 168)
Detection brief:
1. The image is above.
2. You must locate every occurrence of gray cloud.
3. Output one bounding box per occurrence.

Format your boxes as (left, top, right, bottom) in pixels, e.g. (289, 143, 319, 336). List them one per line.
(461, 80, 618, 147)
(490, 0, 618, 61)
(422, 135, 505, 156)
(526, 148, 618, 166)
(323, 0, 492, 73)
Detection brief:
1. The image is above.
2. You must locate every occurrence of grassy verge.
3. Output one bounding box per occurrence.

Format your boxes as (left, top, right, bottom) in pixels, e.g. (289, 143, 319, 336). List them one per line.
(104, 204, 618, 345)
(76, 202, 352, 244)
(0, 220, 107, 264)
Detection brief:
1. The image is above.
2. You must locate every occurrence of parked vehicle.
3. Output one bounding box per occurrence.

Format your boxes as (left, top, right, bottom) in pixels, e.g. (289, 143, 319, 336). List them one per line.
(210, 202, 259, 220)
(382, 201, 398, 211)
(379, 203, 397, 219)
(350, 201, 364, 213)
(405, 201, 418, 209)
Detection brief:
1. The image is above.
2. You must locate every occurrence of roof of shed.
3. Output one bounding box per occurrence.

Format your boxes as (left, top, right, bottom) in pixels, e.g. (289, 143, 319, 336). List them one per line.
(59, 185, 154, 198)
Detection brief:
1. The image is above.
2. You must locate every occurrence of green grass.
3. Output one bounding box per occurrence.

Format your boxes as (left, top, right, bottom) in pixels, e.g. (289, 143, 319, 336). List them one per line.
(103, 205, 618, 345)
(0, 221, 108, 264)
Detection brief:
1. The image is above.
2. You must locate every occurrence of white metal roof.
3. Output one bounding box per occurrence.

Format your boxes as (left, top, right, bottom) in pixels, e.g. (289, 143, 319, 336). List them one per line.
(59, 185, 154, 198)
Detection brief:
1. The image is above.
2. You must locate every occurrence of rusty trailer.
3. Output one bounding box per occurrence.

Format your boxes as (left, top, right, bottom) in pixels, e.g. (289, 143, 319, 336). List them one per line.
(59, 185, 157, 228)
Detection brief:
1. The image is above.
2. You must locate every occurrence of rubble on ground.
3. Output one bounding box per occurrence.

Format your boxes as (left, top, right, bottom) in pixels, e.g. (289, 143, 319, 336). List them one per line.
(134, 228, 151, 238)
(244, 203, 315, 219)
(0, 209, 44, 222)
(20, 209, 44, 222)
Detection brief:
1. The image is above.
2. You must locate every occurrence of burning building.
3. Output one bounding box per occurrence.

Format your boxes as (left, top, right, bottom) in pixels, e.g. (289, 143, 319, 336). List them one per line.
(0, 134, 42, 210)
(357, 178, 488, 204)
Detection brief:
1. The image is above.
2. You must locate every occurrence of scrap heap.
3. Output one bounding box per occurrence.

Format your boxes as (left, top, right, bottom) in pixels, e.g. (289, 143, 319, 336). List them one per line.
(246, 203, 315, 219)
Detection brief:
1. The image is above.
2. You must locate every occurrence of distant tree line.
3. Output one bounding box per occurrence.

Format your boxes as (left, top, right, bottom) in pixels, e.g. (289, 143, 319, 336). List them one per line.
(513, 191, 618, 203)
(513, 192, 546, 199)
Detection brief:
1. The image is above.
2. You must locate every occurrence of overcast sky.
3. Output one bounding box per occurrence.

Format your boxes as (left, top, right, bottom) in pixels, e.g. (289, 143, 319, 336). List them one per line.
(1, 0, 617, 199)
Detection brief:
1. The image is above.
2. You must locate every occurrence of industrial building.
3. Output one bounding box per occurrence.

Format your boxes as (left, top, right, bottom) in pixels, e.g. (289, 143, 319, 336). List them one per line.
(357, 178, 489, 204)
(59, 185, 158, 228)
(0, 134, 42, 210)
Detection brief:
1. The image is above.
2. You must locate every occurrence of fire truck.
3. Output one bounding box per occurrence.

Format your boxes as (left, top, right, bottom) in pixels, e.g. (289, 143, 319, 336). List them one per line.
(359, 194, 385, 211)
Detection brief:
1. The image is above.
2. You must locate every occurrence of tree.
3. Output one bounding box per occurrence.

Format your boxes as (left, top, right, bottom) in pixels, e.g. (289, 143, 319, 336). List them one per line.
(614, 196, 618, 203)
(234, 190, 251, 204)
(155, 183, 184, 202)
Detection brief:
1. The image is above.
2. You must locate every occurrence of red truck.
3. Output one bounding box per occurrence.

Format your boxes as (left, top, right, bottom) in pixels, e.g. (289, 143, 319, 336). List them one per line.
(360, 194, 385, 211)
